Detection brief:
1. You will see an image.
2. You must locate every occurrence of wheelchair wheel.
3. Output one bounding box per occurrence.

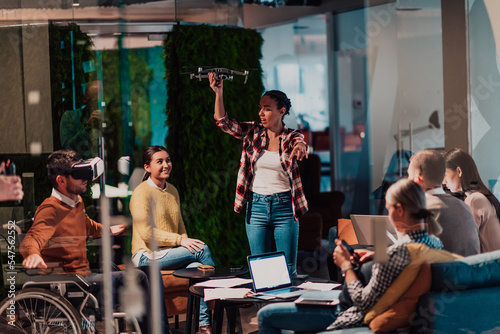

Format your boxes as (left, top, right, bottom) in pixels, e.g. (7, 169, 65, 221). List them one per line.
(0, 287, 83, 333)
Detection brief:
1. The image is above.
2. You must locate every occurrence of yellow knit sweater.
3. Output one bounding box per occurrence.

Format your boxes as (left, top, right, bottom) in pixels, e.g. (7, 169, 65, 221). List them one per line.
(130, 181, 188, 255)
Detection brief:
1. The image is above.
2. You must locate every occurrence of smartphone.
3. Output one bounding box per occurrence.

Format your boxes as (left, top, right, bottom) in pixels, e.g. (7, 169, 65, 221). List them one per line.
(341, 239, 355, 255)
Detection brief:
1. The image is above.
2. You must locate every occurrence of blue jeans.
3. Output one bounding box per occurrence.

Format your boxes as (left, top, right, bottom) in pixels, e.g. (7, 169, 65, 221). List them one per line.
(245, 191, 299, 276)
(257, 300, 339, 334)
(138, 245, 216, 327)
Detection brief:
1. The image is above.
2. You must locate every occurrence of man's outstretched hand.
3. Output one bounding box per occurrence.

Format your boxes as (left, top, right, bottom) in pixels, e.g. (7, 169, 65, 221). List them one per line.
(110, 224, 127, 236)
(23, 254, 47, 269)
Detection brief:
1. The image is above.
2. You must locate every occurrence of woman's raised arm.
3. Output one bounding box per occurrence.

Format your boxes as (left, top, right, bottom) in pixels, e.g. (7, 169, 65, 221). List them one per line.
(209, 72, 227, 119)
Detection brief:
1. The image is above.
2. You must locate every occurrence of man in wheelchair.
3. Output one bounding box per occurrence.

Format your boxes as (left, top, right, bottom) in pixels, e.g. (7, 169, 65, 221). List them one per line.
(18, 149, 169, 333)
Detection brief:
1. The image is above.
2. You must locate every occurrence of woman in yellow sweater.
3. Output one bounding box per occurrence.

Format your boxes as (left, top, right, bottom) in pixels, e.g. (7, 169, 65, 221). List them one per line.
(130, 145, 216, 334)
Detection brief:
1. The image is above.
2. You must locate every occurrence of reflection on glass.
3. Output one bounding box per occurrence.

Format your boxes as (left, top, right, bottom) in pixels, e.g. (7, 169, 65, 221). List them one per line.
(334, 2, 444, 215)
(469, 0, 500, 200)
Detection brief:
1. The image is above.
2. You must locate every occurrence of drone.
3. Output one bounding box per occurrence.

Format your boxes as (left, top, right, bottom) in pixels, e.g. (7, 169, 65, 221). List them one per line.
(187, 67, 249, 84)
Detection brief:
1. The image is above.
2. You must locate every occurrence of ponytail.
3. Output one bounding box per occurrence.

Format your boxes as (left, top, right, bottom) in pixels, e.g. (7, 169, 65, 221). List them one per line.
(425, 215, 442, 237)
(386, 179, 443, 236)
(142, 171, 151, 182)
(410, 208, 442, 236)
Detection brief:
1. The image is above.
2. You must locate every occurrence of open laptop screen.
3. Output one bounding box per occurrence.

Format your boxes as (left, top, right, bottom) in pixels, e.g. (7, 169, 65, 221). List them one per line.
(247, 251, 291, 292)
(350, 214, 397, 246)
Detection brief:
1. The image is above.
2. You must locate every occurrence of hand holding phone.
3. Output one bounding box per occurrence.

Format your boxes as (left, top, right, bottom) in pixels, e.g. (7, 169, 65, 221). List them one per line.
(0, 160, 22, 203)
(340, 239, 361, 267)
(341, 239, 354, 255)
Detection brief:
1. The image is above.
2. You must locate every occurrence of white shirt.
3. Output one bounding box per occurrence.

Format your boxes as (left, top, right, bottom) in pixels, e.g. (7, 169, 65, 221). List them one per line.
(146, 177, 168, 191)
(51, 188, 80, 208)
(251, 150, 291, 195)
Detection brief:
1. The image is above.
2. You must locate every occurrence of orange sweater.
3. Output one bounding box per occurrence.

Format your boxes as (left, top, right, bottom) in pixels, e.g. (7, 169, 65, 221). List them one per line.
(20, 195, 102, 275)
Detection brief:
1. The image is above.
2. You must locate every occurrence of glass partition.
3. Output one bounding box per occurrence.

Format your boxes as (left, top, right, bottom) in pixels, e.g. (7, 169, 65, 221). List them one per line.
(260, 14, 331, 191)
(0, 1, 245, 332)
(468, 0, 500, 197)
(333, 1, 444, 215)
(0, 0, 461, 331)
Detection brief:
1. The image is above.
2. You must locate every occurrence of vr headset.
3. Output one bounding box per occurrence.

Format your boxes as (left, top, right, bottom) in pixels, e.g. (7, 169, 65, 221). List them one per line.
(49, 157, 104, 181)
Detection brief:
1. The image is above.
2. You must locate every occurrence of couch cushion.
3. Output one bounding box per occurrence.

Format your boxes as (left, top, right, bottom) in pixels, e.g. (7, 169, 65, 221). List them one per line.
(430, 249, 500, 291)
(364, 243, 460, 324)
(413, 285, 500, 333)
(369, 264, 431, 332)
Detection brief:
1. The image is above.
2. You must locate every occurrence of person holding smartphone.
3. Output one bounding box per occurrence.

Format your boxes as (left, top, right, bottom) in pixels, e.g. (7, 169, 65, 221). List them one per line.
(258, 179, 443, 333)
(0, 161, 23, 202)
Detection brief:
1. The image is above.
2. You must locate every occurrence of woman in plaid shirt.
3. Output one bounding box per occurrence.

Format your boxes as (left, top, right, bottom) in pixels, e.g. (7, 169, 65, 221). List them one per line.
(209, 73, 308, 276)
(257, 179, 443, 333)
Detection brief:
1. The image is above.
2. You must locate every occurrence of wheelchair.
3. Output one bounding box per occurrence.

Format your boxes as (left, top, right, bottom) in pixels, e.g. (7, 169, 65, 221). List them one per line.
(0, 218, 141, 334)
(0, 271, 142, 334)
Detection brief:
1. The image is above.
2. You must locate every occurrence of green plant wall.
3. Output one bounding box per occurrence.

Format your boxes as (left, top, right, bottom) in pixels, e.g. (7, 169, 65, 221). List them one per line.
(100, 49, 154, 186)
(164, 24, 264, 266)
(48, 23, 96, 211)
(49, 24, 154, 209)
(49, 22, 95, 152)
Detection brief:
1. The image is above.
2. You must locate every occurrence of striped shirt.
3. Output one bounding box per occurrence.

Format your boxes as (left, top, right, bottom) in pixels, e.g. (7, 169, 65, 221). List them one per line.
(215, 115, 308, 219)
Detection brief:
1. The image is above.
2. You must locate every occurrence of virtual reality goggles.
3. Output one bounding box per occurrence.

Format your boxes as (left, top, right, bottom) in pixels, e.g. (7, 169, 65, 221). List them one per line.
(49, 157, 104, 181)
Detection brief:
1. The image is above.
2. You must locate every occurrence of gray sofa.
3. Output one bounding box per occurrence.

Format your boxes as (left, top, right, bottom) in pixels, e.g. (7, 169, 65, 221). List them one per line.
(319, 249, 500, 333)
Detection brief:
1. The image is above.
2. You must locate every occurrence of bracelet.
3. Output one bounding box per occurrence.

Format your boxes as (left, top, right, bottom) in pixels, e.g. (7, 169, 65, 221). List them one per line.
(341, 264, 354, 277)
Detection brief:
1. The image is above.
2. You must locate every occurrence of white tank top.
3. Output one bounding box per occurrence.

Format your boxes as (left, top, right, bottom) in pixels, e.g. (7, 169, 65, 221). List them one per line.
(251, 150, 291, 195)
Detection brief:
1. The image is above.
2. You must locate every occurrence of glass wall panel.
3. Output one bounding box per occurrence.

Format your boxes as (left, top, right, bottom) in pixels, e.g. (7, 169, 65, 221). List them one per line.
(333, 1, 444, 215)
(468, 0, 500, 197)
(260, 14, 331, 191)
(0, 1, 250, 332)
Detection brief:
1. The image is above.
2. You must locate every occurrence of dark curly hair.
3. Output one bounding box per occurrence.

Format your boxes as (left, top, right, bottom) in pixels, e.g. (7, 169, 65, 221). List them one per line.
(263, 90, 291, 121)
(47, 150, 82, 188)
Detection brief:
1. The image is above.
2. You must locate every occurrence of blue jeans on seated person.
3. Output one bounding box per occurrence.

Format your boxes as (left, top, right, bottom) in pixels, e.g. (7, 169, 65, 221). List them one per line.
(138, 244, 216, 327)
(257, 291, 341, 334)
(245, 191, 298, 276)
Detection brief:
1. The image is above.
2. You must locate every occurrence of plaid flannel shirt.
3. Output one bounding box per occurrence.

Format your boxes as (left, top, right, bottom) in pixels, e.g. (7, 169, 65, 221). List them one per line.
(327, 230, 444, 330)
(215, 114, 308, 219)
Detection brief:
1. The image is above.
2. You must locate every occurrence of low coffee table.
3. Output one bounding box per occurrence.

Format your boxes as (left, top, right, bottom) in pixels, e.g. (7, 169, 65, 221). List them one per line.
(173, 266, 249, 334)
(189, 276, 334, 334)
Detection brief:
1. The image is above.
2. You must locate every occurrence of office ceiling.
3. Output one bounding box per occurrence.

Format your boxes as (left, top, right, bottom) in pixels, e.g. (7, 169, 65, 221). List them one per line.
(0, 0, 395, 29)
(1, 0, 165, 9)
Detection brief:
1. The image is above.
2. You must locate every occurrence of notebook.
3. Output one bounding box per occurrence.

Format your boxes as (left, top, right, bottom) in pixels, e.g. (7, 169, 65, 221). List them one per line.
(294, 290, 341, 306)
(350, 214, 398, 246)
(247, 251, 306, 299)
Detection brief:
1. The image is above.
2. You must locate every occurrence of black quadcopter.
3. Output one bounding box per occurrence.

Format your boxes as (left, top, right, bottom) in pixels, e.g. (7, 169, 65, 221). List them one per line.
(187, 67, 250, 84)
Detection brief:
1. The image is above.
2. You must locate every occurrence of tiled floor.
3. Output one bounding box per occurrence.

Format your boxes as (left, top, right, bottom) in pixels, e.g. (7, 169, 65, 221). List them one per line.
(170, 241, 332, 334)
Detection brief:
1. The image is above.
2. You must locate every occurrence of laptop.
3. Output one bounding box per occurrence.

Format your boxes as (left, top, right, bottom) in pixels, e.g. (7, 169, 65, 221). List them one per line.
(350, 214, 398, 246)
(247, 251, 306, 299)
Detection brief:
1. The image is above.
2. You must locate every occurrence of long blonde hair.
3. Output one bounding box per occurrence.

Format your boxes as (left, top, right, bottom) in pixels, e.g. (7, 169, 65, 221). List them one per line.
(385, 179, 442, 236)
